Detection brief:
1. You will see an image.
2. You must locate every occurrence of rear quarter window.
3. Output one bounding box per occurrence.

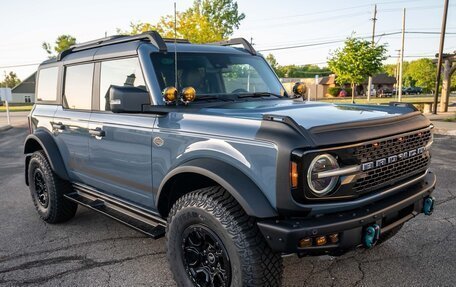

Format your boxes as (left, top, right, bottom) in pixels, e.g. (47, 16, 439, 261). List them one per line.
(36, 67, 59, 102)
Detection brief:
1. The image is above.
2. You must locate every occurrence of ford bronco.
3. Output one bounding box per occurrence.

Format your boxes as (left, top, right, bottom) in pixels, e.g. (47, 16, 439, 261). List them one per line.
(24, 31, 436, 286)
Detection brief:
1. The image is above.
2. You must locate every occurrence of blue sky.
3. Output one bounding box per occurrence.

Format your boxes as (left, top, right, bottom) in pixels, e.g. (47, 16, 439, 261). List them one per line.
(0, 0, 455, 80)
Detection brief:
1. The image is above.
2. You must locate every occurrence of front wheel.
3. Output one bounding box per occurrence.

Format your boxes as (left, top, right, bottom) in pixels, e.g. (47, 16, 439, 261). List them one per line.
(166, 186, 283, 287)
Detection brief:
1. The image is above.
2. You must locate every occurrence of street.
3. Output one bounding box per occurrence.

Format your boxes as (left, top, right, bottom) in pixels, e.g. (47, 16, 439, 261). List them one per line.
(0, 117, 455, 286)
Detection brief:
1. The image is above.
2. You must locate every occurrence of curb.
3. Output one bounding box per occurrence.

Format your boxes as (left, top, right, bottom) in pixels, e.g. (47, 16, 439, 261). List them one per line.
(434, 128, 456, 136)
(0, 125, 12, 132)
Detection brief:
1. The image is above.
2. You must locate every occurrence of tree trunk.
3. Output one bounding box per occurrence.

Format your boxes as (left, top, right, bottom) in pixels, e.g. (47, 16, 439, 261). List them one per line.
(351, 83, 355, 103)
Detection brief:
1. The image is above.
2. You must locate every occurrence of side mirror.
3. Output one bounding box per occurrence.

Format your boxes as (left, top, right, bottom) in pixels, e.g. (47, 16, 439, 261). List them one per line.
(109, 85, 150, 113)
(292, 82, 306, 98)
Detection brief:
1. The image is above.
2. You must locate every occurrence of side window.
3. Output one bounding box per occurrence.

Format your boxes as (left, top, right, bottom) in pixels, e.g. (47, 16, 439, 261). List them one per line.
(36, 67, 58, 102)
(99, 58, 146, 111)
(63, 63, 94, 110)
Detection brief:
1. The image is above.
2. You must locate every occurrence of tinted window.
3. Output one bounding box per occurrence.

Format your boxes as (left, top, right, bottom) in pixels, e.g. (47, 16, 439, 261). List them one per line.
(64, 64, 94, 110)
(99, 58, 146, 111)
(36, 67, 58, 101)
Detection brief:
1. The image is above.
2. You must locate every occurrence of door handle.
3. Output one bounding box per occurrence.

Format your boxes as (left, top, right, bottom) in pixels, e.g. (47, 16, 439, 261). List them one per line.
(89, 128, 106, 139)
(52, 122, 65, 131)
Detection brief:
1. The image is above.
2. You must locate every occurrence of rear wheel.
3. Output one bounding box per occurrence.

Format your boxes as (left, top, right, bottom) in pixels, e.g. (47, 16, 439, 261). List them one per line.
(166, 186, 283, 287)
(28, 151, 77, 223)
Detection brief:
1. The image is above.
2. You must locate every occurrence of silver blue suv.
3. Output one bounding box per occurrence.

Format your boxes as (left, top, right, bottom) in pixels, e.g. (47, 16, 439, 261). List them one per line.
(24, 31, 436, 286)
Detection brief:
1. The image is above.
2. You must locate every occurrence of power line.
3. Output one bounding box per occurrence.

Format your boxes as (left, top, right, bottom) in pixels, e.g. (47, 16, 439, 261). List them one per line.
(0, 62, 41, 69)
(257, 31, 456, 52)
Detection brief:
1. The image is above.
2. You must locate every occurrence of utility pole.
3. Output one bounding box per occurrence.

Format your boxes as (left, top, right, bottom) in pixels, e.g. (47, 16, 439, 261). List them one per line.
(433, 0, 449, 114)
(367, 4, 377, 102)
(398, 8, 406, 102)
(394, 49, 401, 98)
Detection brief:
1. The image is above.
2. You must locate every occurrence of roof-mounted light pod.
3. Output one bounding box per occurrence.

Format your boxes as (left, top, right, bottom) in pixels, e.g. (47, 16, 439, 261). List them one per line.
(180, 87, 196, 105)
(163, 87, 178, 104)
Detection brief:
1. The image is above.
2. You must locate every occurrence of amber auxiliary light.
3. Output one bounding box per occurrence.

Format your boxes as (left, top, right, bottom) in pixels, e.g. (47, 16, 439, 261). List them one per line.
(163, 86, 178, 104)
(181, 86, 196, 105)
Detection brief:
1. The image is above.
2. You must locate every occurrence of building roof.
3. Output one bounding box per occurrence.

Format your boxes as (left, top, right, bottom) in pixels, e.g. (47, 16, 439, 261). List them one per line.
(11, 72, 36, 94)
(364, 73, 396, 85)
(319, 74, 336, 85)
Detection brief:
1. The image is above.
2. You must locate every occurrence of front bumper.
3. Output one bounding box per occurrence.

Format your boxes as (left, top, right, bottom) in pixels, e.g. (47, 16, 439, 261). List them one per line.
(257, 172, 436, 255)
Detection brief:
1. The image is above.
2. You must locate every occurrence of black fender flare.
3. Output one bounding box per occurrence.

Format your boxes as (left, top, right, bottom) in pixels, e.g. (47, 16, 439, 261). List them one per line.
(24, 131, 69, 184)
(157, 158, 278, 218)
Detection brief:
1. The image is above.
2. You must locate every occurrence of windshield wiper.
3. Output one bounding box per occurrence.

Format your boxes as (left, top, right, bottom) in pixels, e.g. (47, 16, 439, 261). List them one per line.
(237, 92, 283, 98)
(193, 95, 236, 102)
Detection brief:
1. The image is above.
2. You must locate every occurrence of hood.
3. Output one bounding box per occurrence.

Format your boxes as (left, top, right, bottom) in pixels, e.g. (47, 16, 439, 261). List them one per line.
(204, 100, 413, 129)
(202, 99, 430, 146)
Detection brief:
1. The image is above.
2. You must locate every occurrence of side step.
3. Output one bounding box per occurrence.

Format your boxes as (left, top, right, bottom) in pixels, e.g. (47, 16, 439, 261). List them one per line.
(64, 186, 166, 239)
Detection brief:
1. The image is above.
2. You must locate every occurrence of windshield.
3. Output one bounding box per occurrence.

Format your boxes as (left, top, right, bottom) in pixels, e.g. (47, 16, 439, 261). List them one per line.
(151, 53, 286, 99)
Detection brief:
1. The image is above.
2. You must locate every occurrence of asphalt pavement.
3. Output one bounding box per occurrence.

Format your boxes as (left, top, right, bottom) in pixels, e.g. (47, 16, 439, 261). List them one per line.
(0, 119, 455, 286)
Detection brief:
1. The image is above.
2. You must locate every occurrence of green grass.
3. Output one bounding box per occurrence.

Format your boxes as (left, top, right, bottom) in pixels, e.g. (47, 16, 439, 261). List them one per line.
(319, 96, 446, 105)
(444, 113, 456, 122)
(0, 105, 33, 112)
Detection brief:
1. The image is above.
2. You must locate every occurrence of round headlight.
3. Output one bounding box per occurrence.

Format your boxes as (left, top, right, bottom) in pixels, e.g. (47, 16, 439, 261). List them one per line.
(307, 154, 339, 196)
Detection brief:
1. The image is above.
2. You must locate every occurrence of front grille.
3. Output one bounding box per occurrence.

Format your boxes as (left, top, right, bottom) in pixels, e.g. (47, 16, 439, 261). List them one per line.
(352, 129, 431, 194)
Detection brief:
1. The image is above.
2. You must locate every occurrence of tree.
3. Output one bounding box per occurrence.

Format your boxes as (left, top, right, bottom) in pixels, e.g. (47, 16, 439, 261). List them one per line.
(405, 58, 436, 92)
(119, 0, 244, 44)
(42, 35, 76, 58)
(328, 37, 387, 101)
(383, 63, 397, 77)
(189, 0, 245, 38)
(0, 71, 21, 88)
(266, 54, 278, 70)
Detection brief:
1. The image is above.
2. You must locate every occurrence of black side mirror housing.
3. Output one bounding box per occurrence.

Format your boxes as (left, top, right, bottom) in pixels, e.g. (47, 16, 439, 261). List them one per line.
(109, 86, 150, 113)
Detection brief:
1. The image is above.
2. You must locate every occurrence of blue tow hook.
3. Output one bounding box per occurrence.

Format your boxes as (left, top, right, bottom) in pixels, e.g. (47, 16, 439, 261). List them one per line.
(363, 224, 381, 249)
(423, 196, 435, 216)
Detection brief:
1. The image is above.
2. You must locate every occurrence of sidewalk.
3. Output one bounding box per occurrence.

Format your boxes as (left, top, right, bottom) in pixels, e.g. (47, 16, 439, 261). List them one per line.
(425, 106, 456, 136)
(0, 111, 29, 131)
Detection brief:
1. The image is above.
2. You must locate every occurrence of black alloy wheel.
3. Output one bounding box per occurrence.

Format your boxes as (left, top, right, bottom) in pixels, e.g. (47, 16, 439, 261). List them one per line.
(182, 224, 231, 287)
(33, 168, 49, 207)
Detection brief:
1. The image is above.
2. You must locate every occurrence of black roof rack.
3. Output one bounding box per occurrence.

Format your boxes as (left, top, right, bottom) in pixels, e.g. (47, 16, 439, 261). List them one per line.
(206, 38, 256, 55)
(162, 38, 190, 43)
(57, 31, 168, 61)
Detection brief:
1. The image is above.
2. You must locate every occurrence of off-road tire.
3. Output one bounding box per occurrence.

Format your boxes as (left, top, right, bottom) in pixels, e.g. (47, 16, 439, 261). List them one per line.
(377, 223, 404, 246)
(28, 150, 77, 223)
(166, 186, 283, 287)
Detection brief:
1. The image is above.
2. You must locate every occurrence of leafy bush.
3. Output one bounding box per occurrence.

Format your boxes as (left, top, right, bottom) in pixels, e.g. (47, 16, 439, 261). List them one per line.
(328, 87, 341, 97)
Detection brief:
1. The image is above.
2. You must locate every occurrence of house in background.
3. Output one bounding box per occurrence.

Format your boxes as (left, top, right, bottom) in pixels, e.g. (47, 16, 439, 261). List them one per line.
(11, 72, 36, 104)
(282, 73, 397, 98)
(362, 73, 396, 94)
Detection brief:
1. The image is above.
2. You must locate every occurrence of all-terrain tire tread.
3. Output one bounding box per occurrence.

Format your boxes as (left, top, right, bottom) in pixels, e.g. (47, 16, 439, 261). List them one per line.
(29, 151, 77, 223)
(167, 186, 283, 287)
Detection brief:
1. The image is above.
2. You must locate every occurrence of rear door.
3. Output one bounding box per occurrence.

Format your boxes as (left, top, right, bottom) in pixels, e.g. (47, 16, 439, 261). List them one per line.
(53, 63, 94, 183)
(85, 57, 156, 209)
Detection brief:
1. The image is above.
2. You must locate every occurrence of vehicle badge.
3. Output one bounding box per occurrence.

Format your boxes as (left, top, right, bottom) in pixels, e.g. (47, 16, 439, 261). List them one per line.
(153, 137, 164, 147)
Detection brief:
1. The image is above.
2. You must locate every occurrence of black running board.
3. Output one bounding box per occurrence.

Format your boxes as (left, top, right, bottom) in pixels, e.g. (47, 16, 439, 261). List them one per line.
(64, 184, 166, 239)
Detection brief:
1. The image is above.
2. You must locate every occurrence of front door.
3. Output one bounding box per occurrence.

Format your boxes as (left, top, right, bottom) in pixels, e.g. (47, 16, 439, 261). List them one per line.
(86, 114, 156, 209)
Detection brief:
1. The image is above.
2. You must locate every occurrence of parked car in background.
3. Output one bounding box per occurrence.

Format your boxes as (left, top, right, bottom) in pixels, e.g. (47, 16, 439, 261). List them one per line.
(392, 87, 406, 95)
(365, 87, 376, 97)
(405, 87, 423, 95)
(377, 88, 393, 98)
